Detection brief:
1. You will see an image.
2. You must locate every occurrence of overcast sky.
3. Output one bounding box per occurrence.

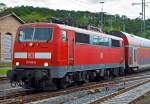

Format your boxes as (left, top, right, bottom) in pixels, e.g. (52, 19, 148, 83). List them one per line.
(1, 0, 150, 19)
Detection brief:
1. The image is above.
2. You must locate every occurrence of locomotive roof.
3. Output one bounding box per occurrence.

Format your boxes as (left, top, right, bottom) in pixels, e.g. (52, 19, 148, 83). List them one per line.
(57, 24, 123, 41)
(20, 23, 123, 41)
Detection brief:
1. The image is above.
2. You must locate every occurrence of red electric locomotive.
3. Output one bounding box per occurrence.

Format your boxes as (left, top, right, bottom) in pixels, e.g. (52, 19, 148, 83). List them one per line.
(7, 23, 125, 89)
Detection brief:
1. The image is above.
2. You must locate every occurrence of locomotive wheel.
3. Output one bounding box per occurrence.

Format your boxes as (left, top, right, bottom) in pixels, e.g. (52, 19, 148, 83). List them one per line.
(55, 77, 70, 89)
(76, 72, 89, 86)
(104, 69, 111, 80)
(109, 69, 113, 80)
(83, 72, 89, 83)
(113, 68, 119, 77)
(39, 80, 48, 89)
(119, 68, 125, 76)
(89, 72, 96, 82)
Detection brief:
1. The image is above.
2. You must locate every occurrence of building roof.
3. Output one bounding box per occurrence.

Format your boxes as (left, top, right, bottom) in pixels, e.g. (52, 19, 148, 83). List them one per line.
(0, 12, 25, 24)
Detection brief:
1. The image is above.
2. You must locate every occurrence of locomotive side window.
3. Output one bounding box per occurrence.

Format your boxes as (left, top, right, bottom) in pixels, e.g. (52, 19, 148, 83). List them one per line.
(98, 36, 103, 45)
(111, 39, 120, 47)
(92, 35, 110, 47)
(98, 37, 110, 47)
(75, 33, 90, 44)
(103, 37, 110, 46)
(62, 30, 67, 41)
(92, 36, 99, 45)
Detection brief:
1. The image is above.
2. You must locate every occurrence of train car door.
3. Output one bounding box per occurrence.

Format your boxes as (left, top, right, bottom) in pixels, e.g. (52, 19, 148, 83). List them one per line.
(133, 48, 138, 67)
(67, 31, 74, 65)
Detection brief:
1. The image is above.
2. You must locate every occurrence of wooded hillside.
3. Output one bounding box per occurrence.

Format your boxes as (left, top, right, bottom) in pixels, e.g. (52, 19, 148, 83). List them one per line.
(4, 6, 150, 38)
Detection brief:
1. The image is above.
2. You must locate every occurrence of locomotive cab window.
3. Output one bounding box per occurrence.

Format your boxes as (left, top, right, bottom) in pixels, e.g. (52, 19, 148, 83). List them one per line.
(62, 30, 67, 41)
(75, 33, 90, 44)
(18, 27, 53, 42)
(111, 39, 120, 47)
(18, 28, 33, 41)
(34, 28, 52, 42)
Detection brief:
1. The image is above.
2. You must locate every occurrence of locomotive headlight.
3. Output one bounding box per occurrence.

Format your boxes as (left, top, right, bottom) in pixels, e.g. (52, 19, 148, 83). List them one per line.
(16, 62, 20, 66)
(44, 62, 48, 67)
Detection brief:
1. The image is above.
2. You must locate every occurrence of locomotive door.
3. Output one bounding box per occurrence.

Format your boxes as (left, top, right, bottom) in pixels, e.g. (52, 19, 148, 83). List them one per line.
(67, 31, 74, 65)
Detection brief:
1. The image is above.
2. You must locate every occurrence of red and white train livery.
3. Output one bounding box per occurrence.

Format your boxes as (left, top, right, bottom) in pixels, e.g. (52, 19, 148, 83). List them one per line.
(110, 31, 150, 71)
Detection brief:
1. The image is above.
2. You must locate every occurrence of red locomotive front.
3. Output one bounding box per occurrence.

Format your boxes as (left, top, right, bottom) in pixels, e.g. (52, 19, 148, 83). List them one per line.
(13, 25, 54, 67)
(8, 23, 63, 88)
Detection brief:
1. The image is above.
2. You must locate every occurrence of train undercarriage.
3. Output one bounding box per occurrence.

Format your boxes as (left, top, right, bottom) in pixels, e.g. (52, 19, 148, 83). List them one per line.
(7, 67, 129, 90)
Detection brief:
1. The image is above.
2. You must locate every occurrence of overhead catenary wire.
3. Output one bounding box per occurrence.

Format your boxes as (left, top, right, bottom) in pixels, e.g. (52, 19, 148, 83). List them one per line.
(132, 0, 150, 32)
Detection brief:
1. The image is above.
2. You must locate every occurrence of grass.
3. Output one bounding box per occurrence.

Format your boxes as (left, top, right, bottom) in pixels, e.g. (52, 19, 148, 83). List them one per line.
(136, 94, 150, 104)
(0, 69, 10, 75)
(0, 63, 12, 67)
(0, 63, 12, 75)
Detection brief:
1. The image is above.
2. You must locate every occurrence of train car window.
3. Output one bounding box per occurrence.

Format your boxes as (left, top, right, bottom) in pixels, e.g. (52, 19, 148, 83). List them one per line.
(92, 35, 99, 45)
(75, 33, 90, 44)
(111, 39, 120, 47)
(62, 30, 67, 41)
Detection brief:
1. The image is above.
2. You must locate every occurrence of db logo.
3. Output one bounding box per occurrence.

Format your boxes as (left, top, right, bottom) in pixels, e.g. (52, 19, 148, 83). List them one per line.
(28, 53, 35, 58)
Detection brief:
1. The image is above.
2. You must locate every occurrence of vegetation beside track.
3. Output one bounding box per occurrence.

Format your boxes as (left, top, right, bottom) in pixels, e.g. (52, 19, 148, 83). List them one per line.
(136, 94, 150, 104)
(0, 69, 10, 75)
(0, 63, 11, 67)
(0, 63, 11, 75)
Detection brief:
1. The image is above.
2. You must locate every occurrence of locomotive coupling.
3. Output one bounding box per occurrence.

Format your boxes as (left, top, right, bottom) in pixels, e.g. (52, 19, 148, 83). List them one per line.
(7, 69, 49, 86)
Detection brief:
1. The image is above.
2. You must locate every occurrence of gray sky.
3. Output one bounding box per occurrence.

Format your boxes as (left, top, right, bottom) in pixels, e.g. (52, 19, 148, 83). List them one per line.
(1, 0, 150, 19)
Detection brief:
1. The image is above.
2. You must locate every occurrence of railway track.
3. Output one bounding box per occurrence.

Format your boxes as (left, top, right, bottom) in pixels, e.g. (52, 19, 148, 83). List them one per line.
(0, 89, 38, 100)
(89, 80, 150, 104)
(0, 77, 7, 81)
(1, 72, 150, 104)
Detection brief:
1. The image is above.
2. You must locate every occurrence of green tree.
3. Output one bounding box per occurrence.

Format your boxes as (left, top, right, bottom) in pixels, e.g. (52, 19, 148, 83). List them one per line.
(0, 3, 7, 12)
(3, 6, 150, 38)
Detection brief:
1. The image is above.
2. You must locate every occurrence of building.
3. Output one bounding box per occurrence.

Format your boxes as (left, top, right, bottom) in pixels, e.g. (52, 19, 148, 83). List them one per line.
(0, 12, 24, 63)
